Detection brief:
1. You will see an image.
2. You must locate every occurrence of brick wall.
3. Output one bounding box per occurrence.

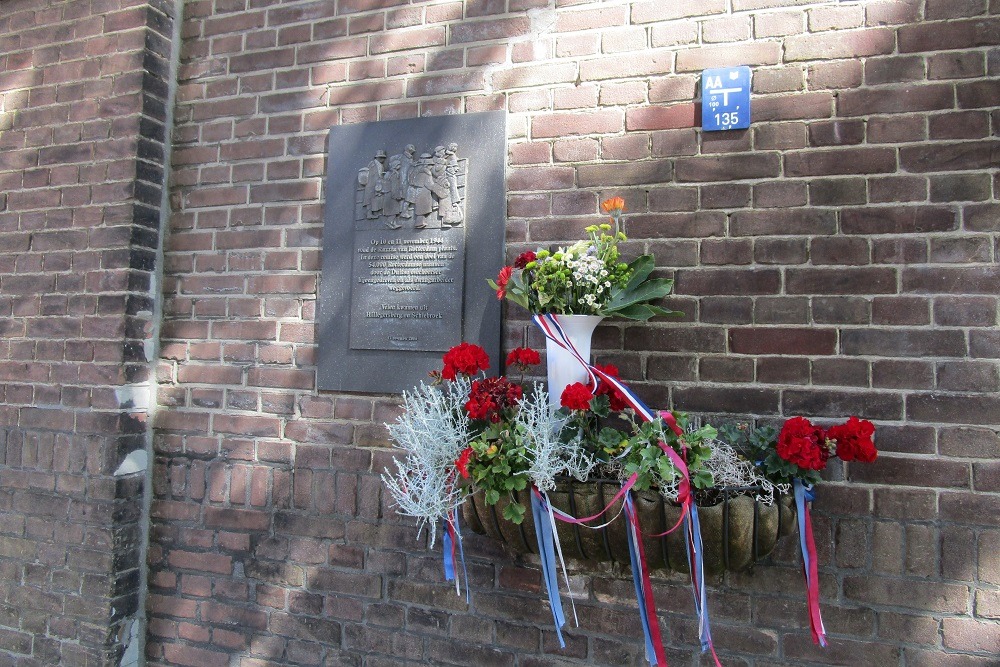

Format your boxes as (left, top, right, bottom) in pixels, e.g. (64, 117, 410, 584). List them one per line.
(5, 0, 994, 665)
(0, 0, 178, 664)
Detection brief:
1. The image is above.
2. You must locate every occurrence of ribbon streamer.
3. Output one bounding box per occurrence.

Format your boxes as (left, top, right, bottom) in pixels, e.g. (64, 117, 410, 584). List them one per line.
(625, 493, 668, 665)
(531, 491, 568, 647)
(533, 313, 721, 665)
(442, 511, 470, 602)
(794, 479, 826, 646)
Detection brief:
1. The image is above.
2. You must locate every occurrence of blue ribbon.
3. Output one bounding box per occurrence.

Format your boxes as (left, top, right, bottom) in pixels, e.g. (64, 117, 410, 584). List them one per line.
(442, 513, 470, 603)
(624, 495, 658, 664)
(794, 480, 810, 571)
(687, 503, 714, 652)
(531, 492, 566, 647)
(442, 519, 455, 581)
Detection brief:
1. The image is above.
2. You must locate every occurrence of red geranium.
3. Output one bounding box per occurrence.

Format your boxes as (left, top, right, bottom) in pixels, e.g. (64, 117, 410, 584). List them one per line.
(776, 416, 828, 471)
(593, 363, 628, 412)
(440, 342, 490, 380)
(495, 265, 513, 300)
(560, 382, 595, 411)
(455, 446, 474, 479)
(514, 251, 536, 269)
(827, 416, 877, 463)
(465, 377, 523, 423)
(505, 347, 541, 368)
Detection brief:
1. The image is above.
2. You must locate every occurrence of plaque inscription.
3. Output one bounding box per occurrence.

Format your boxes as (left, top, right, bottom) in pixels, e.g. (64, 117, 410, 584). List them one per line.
(349, 231, 464, 351)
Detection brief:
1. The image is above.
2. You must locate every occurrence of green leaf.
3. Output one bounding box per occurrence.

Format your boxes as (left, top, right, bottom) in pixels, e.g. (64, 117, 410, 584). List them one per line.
(692, 469, 715, 489)
(606, 278, 675, 311)
(485, 489, 500, 505)
(622, 254, 656, 292)
(589, 393, 611, 418)
(503, 502, 526, 524)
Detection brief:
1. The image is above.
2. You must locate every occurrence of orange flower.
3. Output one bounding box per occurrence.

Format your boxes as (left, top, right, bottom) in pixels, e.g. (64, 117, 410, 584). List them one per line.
(600, 196, 626, 218)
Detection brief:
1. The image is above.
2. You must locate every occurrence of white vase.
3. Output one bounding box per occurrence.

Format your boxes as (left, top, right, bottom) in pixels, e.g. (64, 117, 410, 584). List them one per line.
(544, 314, 604, 408)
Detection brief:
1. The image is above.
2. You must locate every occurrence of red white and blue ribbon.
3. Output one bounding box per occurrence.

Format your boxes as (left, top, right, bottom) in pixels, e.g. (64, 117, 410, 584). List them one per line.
(533, 312, 721, 666)
(624, 493, 668, 665)
(442, 510, 470, 603)
(794, 479, 826, 646)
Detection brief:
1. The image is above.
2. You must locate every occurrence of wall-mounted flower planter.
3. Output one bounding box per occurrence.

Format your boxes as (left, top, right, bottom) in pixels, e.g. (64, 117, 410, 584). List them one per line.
(463, 479, 796, 574)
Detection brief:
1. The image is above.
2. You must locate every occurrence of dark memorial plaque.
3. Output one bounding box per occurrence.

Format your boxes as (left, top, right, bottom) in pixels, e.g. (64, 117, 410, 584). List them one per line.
(317, 111, 506, 393)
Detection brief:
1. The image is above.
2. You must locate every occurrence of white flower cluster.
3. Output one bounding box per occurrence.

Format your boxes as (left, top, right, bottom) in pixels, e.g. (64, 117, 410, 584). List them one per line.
(565, 245, 612, 311)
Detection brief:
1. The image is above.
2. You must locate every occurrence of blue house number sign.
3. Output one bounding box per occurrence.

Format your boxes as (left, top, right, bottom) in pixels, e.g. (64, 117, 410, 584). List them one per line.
(702, 66, 751, 131)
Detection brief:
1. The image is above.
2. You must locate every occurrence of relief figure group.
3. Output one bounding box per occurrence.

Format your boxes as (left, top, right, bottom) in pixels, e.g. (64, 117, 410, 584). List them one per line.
(358, 143, 465, 230)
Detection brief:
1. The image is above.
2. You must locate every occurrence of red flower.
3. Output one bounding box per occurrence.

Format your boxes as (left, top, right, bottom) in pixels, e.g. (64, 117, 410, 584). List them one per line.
(455, 446, 474, 479)
(827, 416, 877, 463)
(465, 377, 523, 422)
(495, 265, 513, 300)
(440, 342, 490, 380)
(505, 347, 541, 368)
(560, 382, 595, 411)
(593, 363, 628, 412)
(776, 416, 828, 471)
(514, 251, 536, 269)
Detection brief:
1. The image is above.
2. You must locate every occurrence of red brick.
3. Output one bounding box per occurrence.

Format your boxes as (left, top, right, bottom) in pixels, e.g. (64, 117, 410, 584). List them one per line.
(786, 27, 894, 61)
(555, 33, 600, 58)
(632, 0, 726, 23)
(162, 643, 229, 667)
(625, 104, 696, 131)
(842, 206, 958, 235)
(507, 166, 575, 192)
(492, 62, 577, 89)
(838, 84, 956, 116)
(730, 327, 837, 355)
(809, 5, 864, 31)
(454, 16, 530, 43)
(898, 17, 1000, 53)
(675, 268, 780, 296)
(531, 110, 623, 138)
(785, 147, 896, 176)
(650, 22, 699, 47)
(753, 67, 805, 94)
(731, 209, 836, 236)
(167, 550, 232, 575)
(577, 161, 672, 187)
(369, 26, 445, 54)
(552, 138, 597, 163)
(554, 5, 628, 32)
(579, 49, 673, 80)
(676, 42, 781, 72)
(674, 153, 780, 182)
(909, 393, 1000, 426)
(787, 267, 897, 294)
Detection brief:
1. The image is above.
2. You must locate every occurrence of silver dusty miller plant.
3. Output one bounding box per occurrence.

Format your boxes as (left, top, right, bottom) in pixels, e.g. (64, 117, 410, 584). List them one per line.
(382, 376, 471, 546)
(518, 383, 597, 493)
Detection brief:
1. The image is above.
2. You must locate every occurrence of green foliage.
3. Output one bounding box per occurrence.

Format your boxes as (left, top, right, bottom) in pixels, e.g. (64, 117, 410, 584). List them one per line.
(467, 422, 531, 524)
(603, 255, 683, 321)
(617, 412, 718, 495)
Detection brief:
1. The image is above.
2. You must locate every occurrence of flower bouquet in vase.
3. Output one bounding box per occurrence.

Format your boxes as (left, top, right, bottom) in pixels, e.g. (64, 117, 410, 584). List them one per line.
(490, 197, 682, 406)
